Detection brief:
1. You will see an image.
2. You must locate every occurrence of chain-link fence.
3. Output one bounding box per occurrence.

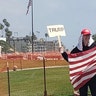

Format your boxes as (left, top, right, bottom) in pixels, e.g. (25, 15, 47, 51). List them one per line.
(0, 53, 74, 96)
(0, 62, 8, 96)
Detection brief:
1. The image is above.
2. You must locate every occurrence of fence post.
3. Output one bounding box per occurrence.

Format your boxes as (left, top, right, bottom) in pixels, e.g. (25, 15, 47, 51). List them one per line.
(43, 57, 47, 96)
(7, 62, 10, 96)
(20, 59, 22, 70)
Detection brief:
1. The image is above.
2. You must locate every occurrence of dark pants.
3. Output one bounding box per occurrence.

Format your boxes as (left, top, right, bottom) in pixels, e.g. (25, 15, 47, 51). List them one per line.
(79, 75, 96, 96)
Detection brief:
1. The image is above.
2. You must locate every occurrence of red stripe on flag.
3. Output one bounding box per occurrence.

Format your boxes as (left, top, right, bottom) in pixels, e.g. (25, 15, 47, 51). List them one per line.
(73, 67, 96, 90)
(68, 47, 96, 90)
(70, 60, 96, 76)
(68, 47, 96, 58)
(69, 54, 96, 65)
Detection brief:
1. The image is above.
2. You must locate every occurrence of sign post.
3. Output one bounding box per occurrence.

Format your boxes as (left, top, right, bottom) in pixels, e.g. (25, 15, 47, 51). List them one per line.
(57, 35, 61, 47)
(37, 55, 47, 96)
(7, 62, 10, 96)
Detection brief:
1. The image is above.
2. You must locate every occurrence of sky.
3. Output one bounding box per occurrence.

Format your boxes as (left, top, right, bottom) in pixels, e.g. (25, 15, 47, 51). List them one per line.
(0, 0, 96, 50)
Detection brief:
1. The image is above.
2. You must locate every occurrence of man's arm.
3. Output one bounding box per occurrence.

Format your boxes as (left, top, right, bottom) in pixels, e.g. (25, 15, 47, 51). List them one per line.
(59, 47, 68, 62)
(61, 52, 68, 62)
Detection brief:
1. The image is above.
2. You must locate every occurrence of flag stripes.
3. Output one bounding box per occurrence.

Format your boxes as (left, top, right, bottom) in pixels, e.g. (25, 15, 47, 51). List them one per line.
(68, 47, 96, 90)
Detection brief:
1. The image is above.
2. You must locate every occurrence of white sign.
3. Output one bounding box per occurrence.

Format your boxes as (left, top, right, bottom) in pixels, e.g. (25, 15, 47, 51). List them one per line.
(47, 25, 66, 37)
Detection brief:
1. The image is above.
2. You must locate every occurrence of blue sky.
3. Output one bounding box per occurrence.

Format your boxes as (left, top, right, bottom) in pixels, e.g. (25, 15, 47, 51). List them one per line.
(0, 0, 96, 50)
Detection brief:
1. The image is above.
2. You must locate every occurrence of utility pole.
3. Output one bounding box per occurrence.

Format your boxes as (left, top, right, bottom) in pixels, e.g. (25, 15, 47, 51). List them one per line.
(26, 0, 34, 52)
(31, 0, 34, 53)
(43, 57, 47, 96)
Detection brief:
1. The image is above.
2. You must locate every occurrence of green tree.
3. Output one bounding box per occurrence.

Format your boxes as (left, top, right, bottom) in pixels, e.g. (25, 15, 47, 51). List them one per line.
(32, 32, 37, 41)
(24, 33, 37, 43)
(0, 40, 12, 53)
(92, 34, 96, 41)
(3, 18, 12, 44)
(0, 19, 13, 53)
(3, 19, 10, 27)
(0, 23, 4, 37)
(45, 33, 49, 41)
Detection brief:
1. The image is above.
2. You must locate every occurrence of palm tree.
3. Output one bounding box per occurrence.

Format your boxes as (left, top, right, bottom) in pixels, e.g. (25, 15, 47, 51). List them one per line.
(0, 23, 4, 37)
(3, 19, 10, 27)
(5, 30, 12, 44)
(3, 19, 12, 44)
(45, 33, 49, 41)
(0, 19, 13, 53)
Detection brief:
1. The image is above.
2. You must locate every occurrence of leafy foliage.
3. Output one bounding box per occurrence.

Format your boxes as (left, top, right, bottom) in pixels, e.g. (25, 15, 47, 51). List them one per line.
(92, 34, 96, 41)
(0, 40, 12, 53)
(45, 33, 49, 38)
(0, 23, 4, 30)
(0, 19, 13, 53)
(0, 19, 12, 44)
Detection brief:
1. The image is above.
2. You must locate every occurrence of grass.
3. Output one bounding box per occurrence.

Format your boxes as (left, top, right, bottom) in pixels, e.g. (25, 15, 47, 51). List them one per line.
(9, 67, 74, 96)
(0, 59, 92, 96)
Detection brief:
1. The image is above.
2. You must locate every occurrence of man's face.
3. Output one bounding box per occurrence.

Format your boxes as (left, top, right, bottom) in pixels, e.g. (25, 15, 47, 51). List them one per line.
(82, 35, 90, 46)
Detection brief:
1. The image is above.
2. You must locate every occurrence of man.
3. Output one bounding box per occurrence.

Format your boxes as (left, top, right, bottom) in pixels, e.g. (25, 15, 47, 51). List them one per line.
(60, 28, 96, 96)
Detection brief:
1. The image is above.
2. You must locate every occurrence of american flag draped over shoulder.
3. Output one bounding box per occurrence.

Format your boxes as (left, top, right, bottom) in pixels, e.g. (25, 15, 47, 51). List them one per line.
(26, 0, 32, 15)
(68, 47, 96, 90)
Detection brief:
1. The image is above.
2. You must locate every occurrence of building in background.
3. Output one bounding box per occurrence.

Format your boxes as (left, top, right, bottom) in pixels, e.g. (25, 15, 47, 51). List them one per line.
(10, 37, 62, 53)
